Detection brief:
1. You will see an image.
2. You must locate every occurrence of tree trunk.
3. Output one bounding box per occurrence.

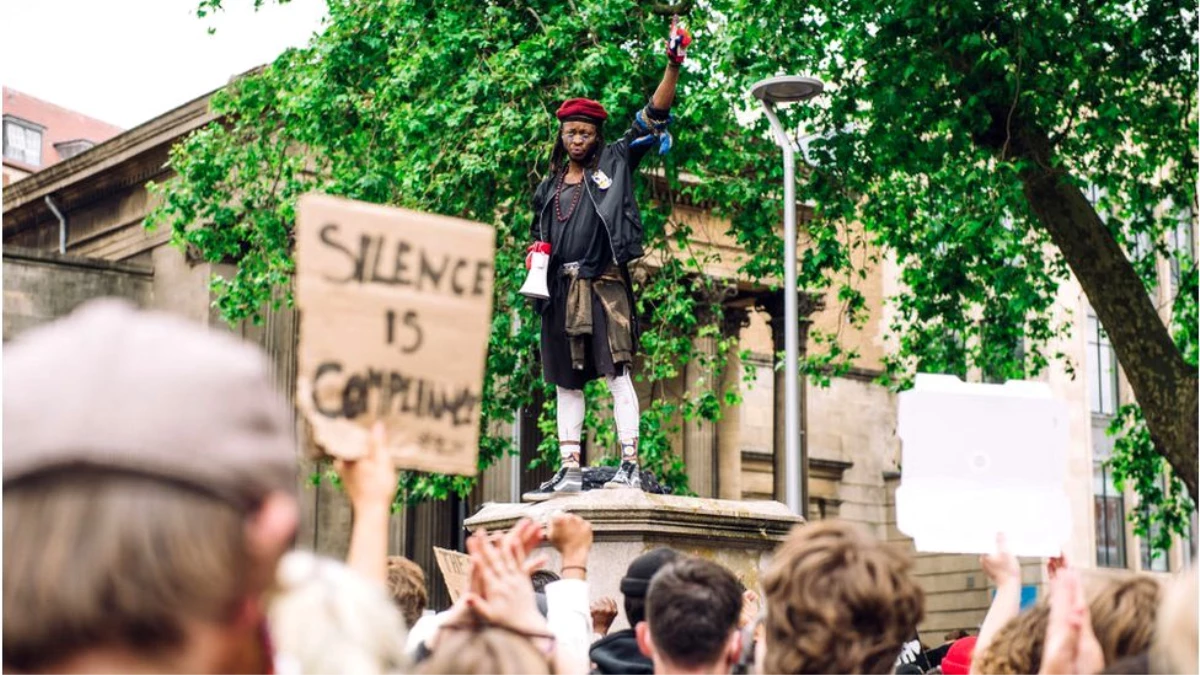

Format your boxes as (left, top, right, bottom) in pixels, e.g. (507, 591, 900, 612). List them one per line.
(1011, 124, 1199, 500)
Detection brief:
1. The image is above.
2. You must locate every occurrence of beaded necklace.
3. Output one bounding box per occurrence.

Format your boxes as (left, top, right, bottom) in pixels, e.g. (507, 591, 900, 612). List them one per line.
(555, 169, 584, 222)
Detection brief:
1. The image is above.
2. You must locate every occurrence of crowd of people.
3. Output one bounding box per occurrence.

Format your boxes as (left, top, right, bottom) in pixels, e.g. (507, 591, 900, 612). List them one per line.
(5, 301, 1198, 674)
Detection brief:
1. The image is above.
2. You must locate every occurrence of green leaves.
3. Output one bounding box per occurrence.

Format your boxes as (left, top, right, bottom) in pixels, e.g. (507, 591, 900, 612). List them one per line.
(1108, 404, 1195, 557)
(158, 0, 1196, 538)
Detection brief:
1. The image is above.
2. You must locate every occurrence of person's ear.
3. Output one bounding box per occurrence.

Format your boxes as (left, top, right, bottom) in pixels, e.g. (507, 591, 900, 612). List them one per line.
(635, 621, 655, 659)
(726, 629, 743, 666)
(244, 491, 299, 593)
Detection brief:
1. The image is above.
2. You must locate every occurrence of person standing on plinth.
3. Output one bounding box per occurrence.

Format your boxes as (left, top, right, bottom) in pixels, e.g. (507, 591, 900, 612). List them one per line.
(522, 21, 691, 501)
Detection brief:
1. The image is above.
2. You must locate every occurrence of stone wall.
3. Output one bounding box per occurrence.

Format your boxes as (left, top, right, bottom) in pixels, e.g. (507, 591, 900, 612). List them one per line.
(807, 375, 898, 535)
(3, 246, 152, 340)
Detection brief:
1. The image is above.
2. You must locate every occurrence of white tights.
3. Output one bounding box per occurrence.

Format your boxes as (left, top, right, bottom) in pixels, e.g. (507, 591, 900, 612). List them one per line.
(556, 370, 640, 455)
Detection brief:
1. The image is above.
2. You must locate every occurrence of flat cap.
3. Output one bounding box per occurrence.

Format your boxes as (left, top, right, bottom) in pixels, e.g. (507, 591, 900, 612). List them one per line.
(3, 299, 297, 504)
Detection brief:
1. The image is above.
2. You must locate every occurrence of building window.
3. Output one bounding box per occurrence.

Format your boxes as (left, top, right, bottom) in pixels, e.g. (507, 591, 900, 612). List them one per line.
(1094, 460, 1128, 568)
(1086, 312, 1119, 416)
(54, 139, 95, 161)
(1086, 184, 1110, 224)
(2, 116, 43, 166)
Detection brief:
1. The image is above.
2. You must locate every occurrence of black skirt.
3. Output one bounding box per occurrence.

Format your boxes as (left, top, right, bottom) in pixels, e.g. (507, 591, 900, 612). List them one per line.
(539, 276, 628, 390)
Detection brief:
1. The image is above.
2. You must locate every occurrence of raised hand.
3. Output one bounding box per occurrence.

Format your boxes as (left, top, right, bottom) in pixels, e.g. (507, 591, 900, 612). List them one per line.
(464, 528, 548, 635)
(739, 589, 761, 629)
(980, 533, 1022, 587)
(547, 511, 593, 579)
(1047, 553, 1067, 580)
(591, 596, 618, 636)
(666, 17, 692, 65)
(337, 422, 397, 585)
(334, 422, 398, 510)
(1039, 569, 1104, 675)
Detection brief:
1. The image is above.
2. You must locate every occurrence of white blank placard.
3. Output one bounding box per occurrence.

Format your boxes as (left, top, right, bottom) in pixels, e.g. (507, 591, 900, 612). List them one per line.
(896, 374, 1071, 557)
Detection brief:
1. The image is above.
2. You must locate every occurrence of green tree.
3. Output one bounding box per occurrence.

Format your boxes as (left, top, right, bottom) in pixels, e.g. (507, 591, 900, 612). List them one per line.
(765, 0, 1198, 553)
(153, 0, 1195, 549)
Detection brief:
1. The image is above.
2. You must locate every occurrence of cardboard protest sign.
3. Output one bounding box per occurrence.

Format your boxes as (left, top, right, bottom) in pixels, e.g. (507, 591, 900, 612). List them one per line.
(896, 374, 1071, 557)
(295, 193, 495, 476)
(433, 547, 471, 604)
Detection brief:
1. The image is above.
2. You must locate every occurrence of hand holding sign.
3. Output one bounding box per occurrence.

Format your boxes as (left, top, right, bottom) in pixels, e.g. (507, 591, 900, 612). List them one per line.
(295, 194, 495, 476)
(980, 533, 1022, 588)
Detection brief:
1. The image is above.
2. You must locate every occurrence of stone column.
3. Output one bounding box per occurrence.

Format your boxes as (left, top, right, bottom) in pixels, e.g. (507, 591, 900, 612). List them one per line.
(758, 292, 825, 506)
(684, 306, 718, 497)
(716, 305, 751, 501)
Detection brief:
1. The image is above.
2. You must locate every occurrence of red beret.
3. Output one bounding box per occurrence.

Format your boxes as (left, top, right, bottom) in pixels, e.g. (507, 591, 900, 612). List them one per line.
(556, 98, 608, 123)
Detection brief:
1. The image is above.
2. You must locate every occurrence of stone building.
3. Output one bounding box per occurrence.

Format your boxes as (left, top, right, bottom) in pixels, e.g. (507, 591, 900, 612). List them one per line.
(3, 86, 1193, 638)
(3, 87, 124, 187)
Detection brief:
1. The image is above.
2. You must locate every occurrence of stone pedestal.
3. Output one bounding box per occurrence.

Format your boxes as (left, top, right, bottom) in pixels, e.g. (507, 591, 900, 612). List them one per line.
(464, 489, 803, 631)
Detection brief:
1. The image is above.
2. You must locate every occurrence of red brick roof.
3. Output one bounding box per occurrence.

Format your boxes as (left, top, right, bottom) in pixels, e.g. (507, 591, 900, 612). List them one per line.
(3, 87, 124, 173)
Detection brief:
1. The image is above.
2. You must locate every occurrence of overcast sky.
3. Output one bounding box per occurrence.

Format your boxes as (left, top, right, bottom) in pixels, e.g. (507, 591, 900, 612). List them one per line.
(1, 0, 328, 129)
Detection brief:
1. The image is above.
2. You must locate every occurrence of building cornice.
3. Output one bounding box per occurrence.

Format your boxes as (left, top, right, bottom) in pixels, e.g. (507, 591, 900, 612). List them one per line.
(2, 90, 220, 229)
(3, 246, 153, 276)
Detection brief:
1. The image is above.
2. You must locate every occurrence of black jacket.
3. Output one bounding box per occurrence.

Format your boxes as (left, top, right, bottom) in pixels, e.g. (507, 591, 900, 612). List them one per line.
(590, 629, 653, 675)
(531, 120, 652, 279)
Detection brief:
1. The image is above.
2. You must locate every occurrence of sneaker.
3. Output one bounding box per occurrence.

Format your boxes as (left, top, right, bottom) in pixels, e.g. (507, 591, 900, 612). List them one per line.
(522, 466, 583, 502)
(603, 460, 642, 490)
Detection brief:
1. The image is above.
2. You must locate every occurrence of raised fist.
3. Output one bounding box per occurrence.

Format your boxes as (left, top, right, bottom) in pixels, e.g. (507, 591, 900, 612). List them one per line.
(591, 596, 619, 636)
(666, 20, 692, 64)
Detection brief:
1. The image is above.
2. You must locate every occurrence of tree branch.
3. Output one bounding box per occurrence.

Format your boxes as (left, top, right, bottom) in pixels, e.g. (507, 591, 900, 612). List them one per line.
(647, 0, 694, 16)
(1012, 122, 1198, 499)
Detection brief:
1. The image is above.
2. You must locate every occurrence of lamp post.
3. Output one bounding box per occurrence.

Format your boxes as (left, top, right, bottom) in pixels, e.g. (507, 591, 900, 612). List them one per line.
(748, 75, 824, 516)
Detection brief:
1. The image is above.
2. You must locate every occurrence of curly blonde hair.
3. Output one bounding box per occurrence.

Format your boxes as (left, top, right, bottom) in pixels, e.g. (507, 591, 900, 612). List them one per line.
(1089, 575, 1160, 665)
(973, 574, 1161, 674)
(972, 602, 1050, 674)
(761, 521, 925, 674)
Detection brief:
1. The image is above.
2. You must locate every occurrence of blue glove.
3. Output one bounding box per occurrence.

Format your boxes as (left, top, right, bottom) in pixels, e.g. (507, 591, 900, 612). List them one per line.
(630, 134, 657, 149)
(630, 108, 674, 155)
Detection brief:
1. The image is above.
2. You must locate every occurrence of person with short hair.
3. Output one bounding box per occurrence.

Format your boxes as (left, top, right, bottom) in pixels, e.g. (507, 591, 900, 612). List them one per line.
(637, 558, 743, 674)
(531, 569, 563, 594)
(590, 547, 680, 674)
(760, 520, 926, 674)
(387, 556, 429, 629)
(3, 300, 299, 673)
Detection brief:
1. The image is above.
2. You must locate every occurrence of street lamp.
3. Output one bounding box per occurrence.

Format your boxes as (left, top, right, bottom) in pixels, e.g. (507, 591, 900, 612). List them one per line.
(748, 75, 825, 517)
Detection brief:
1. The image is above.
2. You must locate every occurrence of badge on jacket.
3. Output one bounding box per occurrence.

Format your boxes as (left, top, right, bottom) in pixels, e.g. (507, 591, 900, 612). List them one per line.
(592, 170, 612, 190)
